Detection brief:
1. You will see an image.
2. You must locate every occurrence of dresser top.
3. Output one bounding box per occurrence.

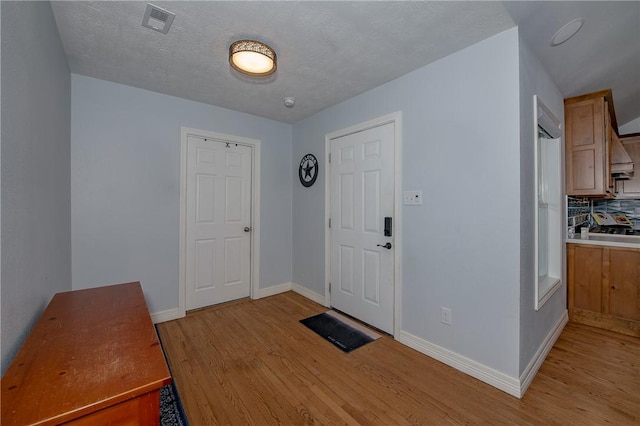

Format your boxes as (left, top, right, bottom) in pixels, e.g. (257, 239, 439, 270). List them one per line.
(1, 282, 171, 425)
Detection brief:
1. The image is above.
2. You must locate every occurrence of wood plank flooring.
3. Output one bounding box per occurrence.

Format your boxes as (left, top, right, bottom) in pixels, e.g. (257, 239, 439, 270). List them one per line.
(156, 292, 639, 425)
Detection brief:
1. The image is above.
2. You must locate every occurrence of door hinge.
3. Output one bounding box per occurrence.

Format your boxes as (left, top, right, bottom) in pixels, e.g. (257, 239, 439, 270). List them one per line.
(329, 282, 332, 293)
(329, 153, 331, 163)
(329, 218, 331, 228)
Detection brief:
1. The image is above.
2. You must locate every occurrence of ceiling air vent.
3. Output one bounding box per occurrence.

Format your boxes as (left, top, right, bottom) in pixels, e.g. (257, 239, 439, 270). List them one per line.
(142, 3, 175, 34)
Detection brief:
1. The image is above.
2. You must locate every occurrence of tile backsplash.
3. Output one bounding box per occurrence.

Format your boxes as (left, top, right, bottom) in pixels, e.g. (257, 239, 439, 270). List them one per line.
(567, 197, 590, 229)
(568, 197, 640, 233)
(593, 199, 640, 230)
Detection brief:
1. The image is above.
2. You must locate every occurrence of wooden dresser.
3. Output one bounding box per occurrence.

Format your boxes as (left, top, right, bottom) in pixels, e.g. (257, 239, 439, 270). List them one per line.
(1, 282, 172, 425)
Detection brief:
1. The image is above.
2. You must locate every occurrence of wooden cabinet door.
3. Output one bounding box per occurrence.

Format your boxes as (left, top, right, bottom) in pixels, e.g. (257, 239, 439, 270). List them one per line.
(615, 137, 640, 198)
(565, 97, 608, 196)
(568, 244, 640, 336)
(604, 102, 614, 194)
(568, 245, 603, 312)
(606, 249, 640, 321)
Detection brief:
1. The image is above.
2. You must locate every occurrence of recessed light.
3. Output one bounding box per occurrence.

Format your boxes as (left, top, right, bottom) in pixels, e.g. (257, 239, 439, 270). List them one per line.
(550, 18, 584, 47)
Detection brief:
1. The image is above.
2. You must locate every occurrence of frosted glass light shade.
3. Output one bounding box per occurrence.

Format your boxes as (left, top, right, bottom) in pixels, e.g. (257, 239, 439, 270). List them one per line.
(229, 40, 277, 76)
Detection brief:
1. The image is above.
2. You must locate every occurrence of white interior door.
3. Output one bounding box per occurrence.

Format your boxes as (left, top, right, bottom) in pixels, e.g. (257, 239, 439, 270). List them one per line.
(330, 122, 395, 334)
(186, 136, 252, 310)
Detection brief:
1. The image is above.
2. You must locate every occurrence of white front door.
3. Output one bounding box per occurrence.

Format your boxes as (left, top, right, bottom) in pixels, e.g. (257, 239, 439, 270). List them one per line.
(185, 136, 252, 310)
(329, 122, 395, 334)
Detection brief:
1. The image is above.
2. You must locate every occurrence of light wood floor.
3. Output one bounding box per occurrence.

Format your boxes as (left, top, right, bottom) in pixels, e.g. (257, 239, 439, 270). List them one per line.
(157, 292, 640, 425)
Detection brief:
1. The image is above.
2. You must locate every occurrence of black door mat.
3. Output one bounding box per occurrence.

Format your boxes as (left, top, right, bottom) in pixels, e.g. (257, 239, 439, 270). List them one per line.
(300, 310, 381, 353)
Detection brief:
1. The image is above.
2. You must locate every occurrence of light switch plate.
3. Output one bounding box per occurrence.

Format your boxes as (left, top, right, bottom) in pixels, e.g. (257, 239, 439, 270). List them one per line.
(403, 190, 422, 205)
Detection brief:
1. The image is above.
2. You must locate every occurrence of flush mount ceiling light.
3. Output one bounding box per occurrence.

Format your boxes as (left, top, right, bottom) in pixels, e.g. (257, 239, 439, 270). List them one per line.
(550, 18, 584, 47)
(229, 40, 277, 76)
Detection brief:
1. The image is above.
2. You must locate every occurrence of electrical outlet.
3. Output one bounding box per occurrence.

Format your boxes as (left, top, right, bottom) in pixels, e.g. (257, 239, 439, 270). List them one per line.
(441, 307, 452, 326)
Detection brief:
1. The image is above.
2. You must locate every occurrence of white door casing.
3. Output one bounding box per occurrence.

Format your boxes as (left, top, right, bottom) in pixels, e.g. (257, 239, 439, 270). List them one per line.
(328, 118, 398, 334)
(180, 128, 261, 315)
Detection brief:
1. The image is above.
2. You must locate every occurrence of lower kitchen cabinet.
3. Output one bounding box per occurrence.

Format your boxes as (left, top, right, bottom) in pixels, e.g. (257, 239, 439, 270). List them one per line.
(567, 243, 640, 336)
(608, 249, 640, 321)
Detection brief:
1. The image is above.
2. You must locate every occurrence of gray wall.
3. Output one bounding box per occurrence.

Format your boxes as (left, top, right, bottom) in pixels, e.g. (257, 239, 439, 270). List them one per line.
(1, 1, 71, 374)
(292, 28, 523, 377)
(619, 116, 640, 134)
(518, 37, 566, 376)
(71, 75, 292, 314)
(0, 4, 565, 386)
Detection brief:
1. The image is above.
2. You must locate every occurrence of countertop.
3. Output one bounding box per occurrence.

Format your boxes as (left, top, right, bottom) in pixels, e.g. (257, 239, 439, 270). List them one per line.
(567, 233, 640, 249)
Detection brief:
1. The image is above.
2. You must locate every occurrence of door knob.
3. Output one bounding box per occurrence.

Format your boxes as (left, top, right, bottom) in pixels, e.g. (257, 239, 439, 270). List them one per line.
(377, 243, 392, 249)
(244, 227, 251, 232)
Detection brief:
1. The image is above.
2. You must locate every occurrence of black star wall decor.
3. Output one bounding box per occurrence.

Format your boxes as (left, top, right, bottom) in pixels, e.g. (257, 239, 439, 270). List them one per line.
(299, 154, 318, 187)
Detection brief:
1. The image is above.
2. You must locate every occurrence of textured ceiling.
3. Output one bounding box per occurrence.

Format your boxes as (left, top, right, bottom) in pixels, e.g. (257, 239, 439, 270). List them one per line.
(50, 1, 515, 124)
(50, 1, 640, 126)
(504, 1, 640, 128)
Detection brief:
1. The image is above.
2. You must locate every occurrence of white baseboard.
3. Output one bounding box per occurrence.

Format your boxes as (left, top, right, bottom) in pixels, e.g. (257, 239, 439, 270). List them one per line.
(151, 308, 183, 324)
(151, 281, 327, 323)
(519, 310, 568, 396)
(254, 282, 327, 306)
(396, 310, 569, 399)
(292, 283, 327, 306)
(396, 330, 521, 398)
(255, 282, 293, 299)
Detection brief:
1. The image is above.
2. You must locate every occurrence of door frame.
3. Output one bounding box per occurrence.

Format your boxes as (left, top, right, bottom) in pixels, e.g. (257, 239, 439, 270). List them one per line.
(324, 112, 403, 336)
(178, 127, 261, 317)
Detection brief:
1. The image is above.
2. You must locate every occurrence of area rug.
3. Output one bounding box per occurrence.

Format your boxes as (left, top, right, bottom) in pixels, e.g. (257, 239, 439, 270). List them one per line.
(160, 382, 188, 426)
(156, 325, 189, 426)
(300, 310, 381, 353)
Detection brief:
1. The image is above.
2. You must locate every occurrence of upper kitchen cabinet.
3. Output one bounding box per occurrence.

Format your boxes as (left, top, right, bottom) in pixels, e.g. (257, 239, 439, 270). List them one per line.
(565, 91, 611, 197)
(565, 89, 634, 197)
